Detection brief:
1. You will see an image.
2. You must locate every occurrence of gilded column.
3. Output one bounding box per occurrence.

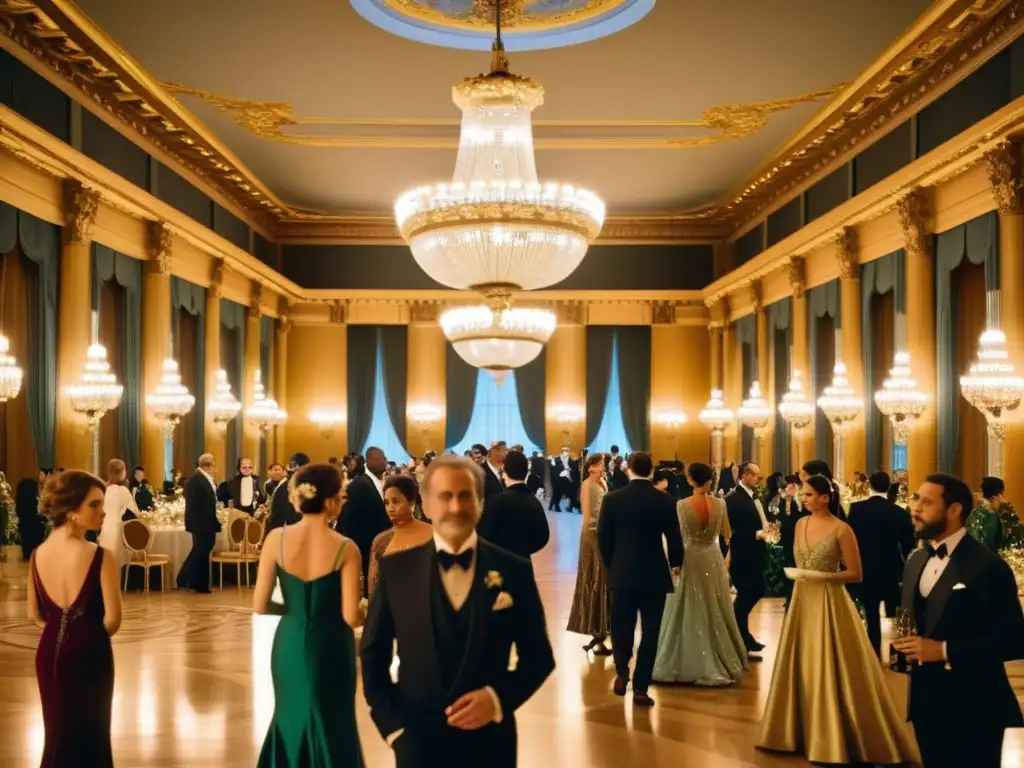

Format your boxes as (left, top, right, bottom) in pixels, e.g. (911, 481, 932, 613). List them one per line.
(752, 280, 773, 473)
(273, 303, 290, 463)
(721, 298, 742, 464)
(985, 143, 1024, 499)
(789, 257, 813, 467)
(56, 180, 99, 471)
(407, 301, 447, 459)
(899, 191, 936, 487)
(141, 222, 173, 477)
(708, 298, 726, 391)
(836, 228, 866, 482)
(545, 302, 587, 455)
(204, 259, 224, 473)
(242, 283, 262, 464)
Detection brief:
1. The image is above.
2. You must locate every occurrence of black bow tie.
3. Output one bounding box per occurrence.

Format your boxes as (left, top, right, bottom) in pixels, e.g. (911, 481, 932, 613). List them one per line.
(436, 549, 474, 572)
(925, 542, 948, 560)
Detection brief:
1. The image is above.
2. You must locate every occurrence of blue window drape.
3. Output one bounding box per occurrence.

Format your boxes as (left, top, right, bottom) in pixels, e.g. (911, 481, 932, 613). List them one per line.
(362, 338, 410, 462)
(448, 370, 542, 455)
(587, 334, 632, 455)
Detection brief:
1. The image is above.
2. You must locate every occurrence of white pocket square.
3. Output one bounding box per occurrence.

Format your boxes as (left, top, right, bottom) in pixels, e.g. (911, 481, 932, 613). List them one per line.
(952, 583, 967, 590)
(492, 591, 514, 611)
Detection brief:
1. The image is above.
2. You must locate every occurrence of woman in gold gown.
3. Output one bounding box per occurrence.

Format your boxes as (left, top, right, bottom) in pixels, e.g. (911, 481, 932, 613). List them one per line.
(758, 474, 920, 766)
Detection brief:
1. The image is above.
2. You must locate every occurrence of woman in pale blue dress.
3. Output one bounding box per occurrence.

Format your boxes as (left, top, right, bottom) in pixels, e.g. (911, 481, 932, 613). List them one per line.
(653, 462, 749, 686)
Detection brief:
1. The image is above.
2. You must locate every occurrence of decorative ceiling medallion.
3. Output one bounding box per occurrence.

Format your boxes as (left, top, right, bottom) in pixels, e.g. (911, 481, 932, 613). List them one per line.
(350, 0, 654, 51)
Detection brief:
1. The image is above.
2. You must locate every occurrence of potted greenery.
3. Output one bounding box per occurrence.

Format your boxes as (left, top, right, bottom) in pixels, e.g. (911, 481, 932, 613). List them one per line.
(0, 471, 24, 577)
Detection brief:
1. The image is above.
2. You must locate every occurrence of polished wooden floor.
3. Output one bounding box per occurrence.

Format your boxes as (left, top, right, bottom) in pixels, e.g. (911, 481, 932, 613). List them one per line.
(2, 513, 1024, 767)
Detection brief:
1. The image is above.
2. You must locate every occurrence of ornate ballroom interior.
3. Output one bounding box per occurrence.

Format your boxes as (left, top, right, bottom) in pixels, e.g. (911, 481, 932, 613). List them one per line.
(1, 0, 1024, 766)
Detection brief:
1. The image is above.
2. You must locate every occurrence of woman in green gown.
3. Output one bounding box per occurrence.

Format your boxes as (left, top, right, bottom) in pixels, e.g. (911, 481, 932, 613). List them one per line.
(253, 463, 365, 767)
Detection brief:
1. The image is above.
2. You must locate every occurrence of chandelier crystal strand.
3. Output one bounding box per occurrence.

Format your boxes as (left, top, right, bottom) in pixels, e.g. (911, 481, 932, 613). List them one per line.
(778, 370, 815, 468)
(737, 381, 773, 465)
(960, 328, 1024, 476)
(698, 389, 734, 475)
(207, 369, 242, 433)
(874, 351, 927, 445)
(246, 370, 287, 434)
(145, 358, 195, 437)
(0, 334, 23, 402)
(817, 362, 863, 483)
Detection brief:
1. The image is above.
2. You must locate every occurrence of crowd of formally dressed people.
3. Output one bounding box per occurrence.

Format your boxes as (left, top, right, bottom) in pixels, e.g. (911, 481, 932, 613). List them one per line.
(13, 434, 1024, 767)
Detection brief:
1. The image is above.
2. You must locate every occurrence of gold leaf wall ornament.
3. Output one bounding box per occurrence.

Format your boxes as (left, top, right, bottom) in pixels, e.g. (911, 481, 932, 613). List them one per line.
(788, 257, 805, 299)
(61, 178, 99, 245)
(147, 220, 173, 276)
(329, 300, 348, 325)
(249, 283, 264, 319)
(651, 301, 677, 325)
(895, 191, 930, 257)
(161, 82, 846, 152)
(210, 258, 226, 297)
(555, 300, 585, 325)
(984, 141, 1024, 215)
(833, 228, 859, 281)
(747, 280, 762, 313)
(409, 300, 440, 324)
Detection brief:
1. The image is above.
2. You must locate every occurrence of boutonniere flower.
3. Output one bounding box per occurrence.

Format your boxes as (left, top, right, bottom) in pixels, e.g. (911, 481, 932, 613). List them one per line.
(484, 570, 503, 589)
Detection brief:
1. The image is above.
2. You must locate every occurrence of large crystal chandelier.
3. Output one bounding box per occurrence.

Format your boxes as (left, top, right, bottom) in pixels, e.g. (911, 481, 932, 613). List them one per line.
(145, 358, 195, 437)
(960, 328, 1024, 476)
(246, 370, 287, 434)
(817, 361, 862, 482)
(68, 344, 123, 427)
(874, 351, 927, 445)
(699, 389, 734, 471)
(0, 333, 23, 402)
(395, 0, 602, 374)
(208, 369, 241, 433)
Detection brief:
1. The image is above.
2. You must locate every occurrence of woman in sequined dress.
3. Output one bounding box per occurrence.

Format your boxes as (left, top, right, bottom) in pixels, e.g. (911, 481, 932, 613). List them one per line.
(567, 453, 612, 655)
(652, 462, 748, 686)
(28, 470, 122, 768)
(366, 474, 433, 595)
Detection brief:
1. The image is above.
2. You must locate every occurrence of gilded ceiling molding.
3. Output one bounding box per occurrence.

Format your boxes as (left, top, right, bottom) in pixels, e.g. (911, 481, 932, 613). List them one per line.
(382, 0, 625, 31)
(788, 257, 806, 299)
(895, 190, 931, 256)
(833, 228, 859, 280)
(61, 178, 99, 245)
(983, 140, 1024, 215)
(146, 220, 173, 276)
(161, 81, 844, 151)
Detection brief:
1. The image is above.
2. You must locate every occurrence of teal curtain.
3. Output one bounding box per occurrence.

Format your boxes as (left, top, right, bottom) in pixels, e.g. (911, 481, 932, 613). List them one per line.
(379, 326, 409, 454)
(445, 342, 478, 449)
(767, 298, 792, 473)
(935, 212, 999, 473)
(515, 349, 547, 450)
(347, 325, 377, 454)
(221, 299, 246, 472)
(808, 280, 841, 458)
(1, 205, 59, 469)
(734, 314, 756, 461)
(92, 244, 142, 469)
(171, 277, 206, 464)
(585, 326, 615, 446)
(861, 250, 906, 473)
(616, 326, 652, 452)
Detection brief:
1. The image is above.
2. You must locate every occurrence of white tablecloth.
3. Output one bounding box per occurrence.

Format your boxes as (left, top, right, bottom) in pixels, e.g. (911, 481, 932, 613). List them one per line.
(147, 527, 230, 586)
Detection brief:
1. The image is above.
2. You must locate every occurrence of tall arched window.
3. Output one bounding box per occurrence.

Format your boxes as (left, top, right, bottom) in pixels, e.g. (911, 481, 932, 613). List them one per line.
(361, 340, 410, 463)
(588, 334, 632, 454)
(448, 370, 542, 455)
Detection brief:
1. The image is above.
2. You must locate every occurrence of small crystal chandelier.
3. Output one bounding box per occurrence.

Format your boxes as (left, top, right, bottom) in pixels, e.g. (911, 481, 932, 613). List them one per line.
(960, 328, 1024, 476)
(207, 369, 241, 433)
(440, 304, 556, 383)
(817, 362, 862, 482)
(246, 370, 287, 434)
(309, 408, 346, 440)
(145, 358, 195, 437)
(654, 410, 688, 431)
(0, 333, 23, 402)
(549, 402, 584, 449)
(778, 370, 815, 468)
(68, 344, 123, 428)
(699, 389, 734, 469)
(874, 351, 927, 445)
(737, 381, 773, 464)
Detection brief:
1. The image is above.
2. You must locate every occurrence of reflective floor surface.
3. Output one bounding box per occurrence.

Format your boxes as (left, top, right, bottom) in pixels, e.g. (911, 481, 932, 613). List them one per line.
(1, 512, 1023, 767)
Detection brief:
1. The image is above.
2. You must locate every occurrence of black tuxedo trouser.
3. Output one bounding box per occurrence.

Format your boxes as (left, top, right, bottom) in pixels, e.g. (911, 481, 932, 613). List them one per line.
(917, 722, 1004, 768)
(732, 576, 765, 647)
(610, 589, 666, 692)
(394, 721, 516, 768)
(179, 532, 216, 591)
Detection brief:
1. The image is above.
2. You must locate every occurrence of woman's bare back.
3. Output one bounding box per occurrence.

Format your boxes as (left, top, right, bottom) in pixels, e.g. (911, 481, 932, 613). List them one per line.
(33, 538, 103, 610)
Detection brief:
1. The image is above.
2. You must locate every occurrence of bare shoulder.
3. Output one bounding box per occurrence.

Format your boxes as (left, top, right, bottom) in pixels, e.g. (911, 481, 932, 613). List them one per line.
(836, 519, 855, 539)
(263, 526, 283, 547)
(340, 534, 361, 561)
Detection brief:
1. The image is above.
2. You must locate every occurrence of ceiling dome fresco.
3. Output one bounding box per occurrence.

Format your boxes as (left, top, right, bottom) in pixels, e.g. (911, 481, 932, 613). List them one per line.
(350, 0, 654, 51)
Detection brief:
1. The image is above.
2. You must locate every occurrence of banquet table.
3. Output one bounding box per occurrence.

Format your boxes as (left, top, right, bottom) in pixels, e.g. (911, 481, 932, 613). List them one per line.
(147, 526, 231, 587)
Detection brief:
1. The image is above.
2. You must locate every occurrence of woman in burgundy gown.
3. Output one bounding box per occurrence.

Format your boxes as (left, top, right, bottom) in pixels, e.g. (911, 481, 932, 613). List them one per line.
(27, 470, 122, 768)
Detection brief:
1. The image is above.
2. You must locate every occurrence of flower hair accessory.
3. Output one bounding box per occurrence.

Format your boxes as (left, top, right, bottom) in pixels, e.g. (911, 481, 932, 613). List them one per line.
(288, 481, 318, 508)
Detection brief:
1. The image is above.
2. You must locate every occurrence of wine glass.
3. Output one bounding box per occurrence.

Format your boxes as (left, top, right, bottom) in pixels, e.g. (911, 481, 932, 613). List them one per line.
(889, 607, 917, 673)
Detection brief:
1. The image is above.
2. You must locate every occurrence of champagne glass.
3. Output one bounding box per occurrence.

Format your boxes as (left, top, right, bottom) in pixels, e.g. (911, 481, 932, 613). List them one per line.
(889, 607, 916, 673)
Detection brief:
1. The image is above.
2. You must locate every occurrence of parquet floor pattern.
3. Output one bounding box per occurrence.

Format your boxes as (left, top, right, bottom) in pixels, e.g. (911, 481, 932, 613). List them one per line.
(1, 512, 1023, 767)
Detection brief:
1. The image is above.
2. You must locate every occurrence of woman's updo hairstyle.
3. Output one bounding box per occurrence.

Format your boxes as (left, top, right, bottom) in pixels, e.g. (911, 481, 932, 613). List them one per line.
(287, 463, 342, 514)
(687, 462, 714, 488)
(805, 473, 840, 516)
(384, 473, 418, 503)
(39, 470, 106, 527)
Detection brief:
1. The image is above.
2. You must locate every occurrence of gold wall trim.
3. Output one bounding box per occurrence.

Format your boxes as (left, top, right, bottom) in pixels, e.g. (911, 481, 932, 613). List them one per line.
(161, 82, 844, 151)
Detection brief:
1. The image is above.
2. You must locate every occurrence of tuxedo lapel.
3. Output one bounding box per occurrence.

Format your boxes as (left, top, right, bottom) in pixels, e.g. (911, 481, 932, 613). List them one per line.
(448, 542, 501, 699)
(407, 541, 444, 698)
(902, 549, 928, 613)
(925, 541, 969, 637)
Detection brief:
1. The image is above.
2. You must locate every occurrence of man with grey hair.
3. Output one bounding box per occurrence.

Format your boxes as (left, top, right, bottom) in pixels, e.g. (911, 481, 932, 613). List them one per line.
(180, 452, 221, 593)
(362, 454, 555, 768)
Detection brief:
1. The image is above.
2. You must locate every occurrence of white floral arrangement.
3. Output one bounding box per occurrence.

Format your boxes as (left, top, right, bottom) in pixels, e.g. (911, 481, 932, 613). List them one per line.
(762, 520, 782, 546)
(137, 497, 230, 529)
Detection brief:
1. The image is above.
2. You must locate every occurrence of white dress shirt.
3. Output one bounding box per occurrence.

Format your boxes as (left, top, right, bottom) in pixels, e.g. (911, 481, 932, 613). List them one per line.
(239, 476, 254, 508)
(740, 482, 769, 529)
(200, 468, 217, 493)
(368, 471, 385, 501)
(918, 526, 968, 598)
(487, 461, 505, 487)
(868, 490, 888, 499)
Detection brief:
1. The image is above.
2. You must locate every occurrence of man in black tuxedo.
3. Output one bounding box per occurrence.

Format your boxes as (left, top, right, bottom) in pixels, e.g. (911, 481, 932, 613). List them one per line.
(894, 473, 1024, 768)
(597, 452, 683, 706)
(179, 453, 221, 593)
(339, 446, 391, 595)
(847, 471, 915, 657)
(361, 455, 555, 768)
(726, 461, 768, 652)
(477, 450, 550, 561)
(526, 452, 544, 496)
(264, 462, 286, 499)
(567, 452, 582, 513)
(227, 457, 266, 515)
(482, 442, 507, 502)
(266, 453, 309, 532)
(547, 453, 568, 511)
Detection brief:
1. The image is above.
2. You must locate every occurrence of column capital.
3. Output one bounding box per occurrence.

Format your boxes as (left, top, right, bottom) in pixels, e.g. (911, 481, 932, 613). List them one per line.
(555, 300, 586, 325)
(209, 258, 225, 298)
(984, 140, 1024, 215)
(708, 323, 724, 337)
(249, 282, 264, 320)
(278, 314, 292, 335)
(409, 299, 440, 324)
(896, 189, 930, 256)
(329, 299, 348, 324)
(651, 300, 677, 325)
(747, 280, 762, 313)
(788, 256, 806, 298)
(146, 220, 173, 275)
(834, 227, 859, 280)
(62, 179, 100, 246)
